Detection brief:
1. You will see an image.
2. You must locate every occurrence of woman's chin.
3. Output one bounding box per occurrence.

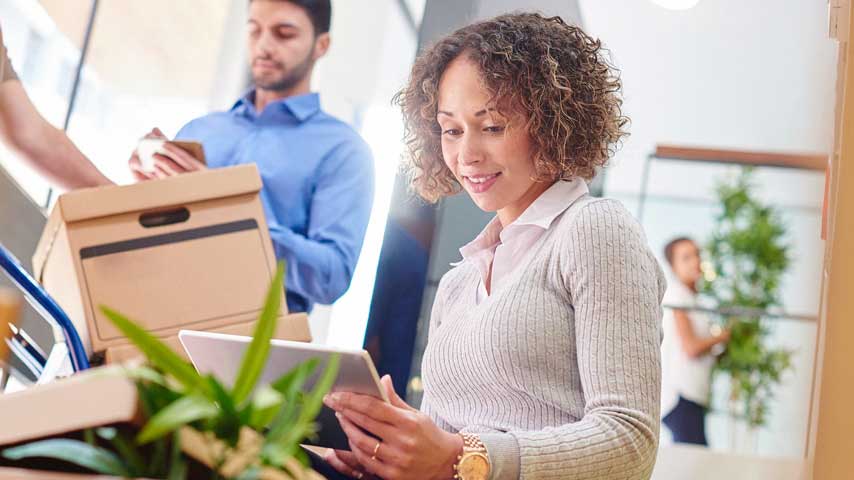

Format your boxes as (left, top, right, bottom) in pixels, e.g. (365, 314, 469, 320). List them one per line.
(467, 195, 502, 213)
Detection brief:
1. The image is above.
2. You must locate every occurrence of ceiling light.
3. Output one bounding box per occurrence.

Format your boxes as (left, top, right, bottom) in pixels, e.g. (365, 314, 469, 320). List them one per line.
(650, 0, 700, 10)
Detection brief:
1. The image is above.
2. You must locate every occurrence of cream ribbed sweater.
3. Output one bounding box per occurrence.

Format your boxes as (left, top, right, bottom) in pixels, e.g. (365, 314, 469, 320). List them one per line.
(420, 196, 666, 479)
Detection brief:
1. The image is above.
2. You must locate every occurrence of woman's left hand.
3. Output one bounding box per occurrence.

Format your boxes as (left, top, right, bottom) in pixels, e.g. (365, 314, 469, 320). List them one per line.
(323, 375, 463, 480)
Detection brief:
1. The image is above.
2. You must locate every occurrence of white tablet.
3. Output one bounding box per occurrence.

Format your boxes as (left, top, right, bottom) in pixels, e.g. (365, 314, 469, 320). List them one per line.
(178, 330, 387, 450)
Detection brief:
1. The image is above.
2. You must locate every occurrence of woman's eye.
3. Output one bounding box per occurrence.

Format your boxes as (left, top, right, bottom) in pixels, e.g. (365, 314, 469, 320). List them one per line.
(484, 125, 505, 133)
(442, 128, 463, 136)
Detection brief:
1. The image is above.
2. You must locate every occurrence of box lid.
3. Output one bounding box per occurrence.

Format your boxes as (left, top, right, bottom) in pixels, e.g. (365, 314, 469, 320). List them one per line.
(55, 165, 262, 223)
(0, 366, 138, 446)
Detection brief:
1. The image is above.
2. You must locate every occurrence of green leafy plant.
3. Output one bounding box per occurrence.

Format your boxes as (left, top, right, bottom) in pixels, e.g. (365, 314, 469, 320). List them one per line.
(3, 263, 339, 479)
(701, 168, 794, 428)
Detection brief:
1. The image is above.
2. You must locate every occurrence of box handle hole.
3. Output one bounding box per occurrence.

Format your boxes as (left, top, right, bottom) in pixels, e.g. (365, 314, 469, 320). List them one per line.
(139, 207, 190, 228)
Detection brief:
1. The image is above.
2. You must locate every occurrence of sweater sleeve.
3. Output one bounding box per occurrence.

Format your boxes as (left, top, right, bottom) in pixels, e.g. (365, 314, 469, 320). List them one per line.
(480, 199, 666, 479)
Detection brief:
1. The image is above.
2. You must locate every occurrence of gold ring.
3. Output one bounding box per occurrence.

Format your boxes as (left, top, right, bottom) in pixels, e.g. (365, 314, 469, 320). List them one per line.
(371, 441, 381, 461)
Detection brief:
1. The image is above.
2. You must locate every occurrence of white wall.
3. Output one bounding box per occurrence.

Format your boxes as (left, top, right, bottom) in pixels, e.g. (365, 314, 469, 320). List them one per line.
(309, 0, 422, 346)
(578, 0, 836, 459)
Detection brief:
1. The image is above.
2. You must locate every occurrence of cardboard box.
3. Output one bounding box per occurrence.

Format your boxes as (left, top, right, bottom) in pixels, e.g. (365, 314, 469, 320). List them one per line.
(31, 165, 310, 360)
(0, 366, 138, 447)
(0, 366, 144, 480)
(104, 312, 311, 364)
(0, 367, 318, 480)
(0, 468, 132, 479)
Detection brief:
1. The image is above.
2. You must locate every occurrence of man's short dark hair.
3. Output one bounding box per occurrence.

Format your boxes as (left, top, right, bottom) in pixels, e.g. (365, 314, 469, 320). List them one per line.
(663, 237, 695, 266)
(250, 0, 331, 35)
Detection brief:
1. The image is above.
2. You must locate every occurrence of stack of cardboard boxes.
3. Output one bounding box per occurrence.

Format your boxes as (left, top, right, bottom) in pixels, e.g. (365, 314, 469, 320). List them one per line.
(0, 165, 311, 478)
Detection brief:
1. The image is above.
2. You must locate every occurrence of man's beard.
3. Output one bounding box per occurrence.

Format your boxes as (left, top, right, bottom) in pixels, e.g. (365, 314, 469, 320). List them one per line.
(253, 46, 315, 92)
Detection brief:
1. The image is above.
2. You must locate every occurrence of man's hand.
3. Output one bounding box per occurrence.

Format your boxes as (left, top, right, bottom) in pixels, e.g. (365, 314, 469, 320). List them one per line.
(129, 128, 166, 181)
(151, 141, 206, 177)
(128, 128, 206, 181)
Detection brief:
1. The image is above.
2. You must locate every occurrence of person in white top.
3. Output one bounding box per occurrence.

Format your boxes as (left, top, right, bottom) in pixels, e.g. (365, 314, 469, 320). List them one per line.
(660, 237, 730, 445)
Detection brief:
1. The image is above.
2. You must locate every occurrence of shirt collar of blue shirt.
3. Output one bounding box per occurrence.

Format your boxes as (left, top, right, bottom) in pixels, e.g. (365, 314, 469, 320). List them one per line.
(230, 89, 321, 123)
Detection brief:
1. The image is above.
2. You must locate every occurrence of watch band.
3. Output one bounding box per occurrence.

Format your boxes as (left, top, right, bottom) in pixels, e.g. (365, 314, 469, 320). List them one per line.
(461, 432, 487, 452)
(453, 433, 491, 480)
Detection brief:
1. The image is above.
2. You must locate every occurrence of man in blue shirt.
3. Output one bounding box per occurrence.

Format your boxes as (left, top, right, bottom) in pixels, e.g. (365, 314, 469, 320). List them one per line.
(129, 0, 374, 313)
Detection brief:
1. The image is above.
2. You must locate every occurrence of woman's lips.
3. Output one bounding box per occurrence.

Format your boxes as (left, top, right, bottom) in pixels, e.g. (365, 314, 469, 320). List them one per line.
(463, 173, 500, 193)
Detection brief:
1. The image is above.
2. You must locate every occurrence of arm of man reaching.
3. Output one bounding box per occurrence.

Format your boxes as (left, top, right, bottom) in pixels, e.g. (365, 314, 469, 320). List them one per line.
(0, 80, 111, 189)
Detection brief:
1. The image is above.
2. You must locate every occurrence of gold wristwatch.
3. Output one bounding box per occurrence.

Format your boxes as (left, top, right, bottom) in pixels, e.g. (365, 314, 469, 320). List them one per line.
(453, 433, 491, 480)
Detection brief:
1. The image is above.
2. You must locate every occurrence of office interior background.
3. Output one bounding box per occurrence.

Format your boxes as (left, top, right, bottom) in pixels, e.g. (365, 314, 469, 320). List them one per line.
(0, 0, 841, 478)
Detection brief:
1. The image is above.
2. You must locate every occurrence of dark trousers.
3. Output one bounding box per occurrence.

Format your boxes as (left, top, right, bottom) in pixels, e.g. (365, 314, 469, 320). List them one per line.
(663, 396, 708, 446)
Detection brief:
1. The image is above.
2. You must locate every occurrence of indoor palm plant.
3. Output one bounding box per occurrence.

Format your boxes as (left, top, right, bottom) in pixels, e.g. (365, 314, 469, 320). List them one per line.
(701, 168, 794, 429)
(2, 263, 338, 479)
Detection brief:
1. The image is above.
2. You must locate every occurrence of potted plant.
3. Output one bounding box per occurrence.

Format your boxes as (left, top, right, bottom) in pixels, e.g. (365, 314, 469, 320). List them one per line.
(701, 168, 794, 434)
(2, 263, 338, 479)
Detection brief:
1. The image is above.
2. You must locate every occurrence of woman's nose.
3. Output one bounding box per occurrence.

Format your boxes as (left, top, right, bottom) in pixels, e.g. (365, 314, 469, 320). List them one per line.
(458, 137, 483, 165)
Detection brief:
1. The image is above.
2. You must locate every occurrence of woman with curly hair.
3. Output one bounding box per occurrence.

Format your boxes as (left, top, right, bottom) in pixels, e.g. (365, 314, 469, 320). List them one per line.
(321, 12, 666, 480)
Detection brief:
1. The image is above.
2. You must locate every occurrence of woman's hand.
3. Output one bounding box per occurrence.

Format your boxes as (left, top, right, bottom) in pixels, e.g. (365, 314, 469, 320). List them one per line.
(322, 449, 377, 479)
(323, 375, 463, 480)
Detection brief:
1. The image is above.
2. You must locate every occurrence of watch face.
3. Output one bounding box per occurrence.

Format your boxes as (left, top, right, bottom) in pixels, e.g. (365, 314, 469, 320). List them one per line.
(458, 453, 490, 479)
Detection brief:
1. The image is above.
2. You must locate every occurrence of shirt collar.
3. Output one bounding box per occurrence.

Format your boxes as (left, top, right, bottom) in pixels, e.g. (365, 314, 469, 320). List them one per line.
(230, 90, 321, 122)
(455, 178, 589, 263)
(458, 216, 503, 262)
(512, 179, 589, 230)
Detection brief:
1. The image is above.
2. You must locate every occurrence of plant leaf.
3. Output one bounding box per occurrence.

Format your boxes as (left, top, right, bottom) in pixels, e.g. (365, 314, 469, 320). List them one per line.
(206, 375, 241, 446)
(2, 439, 130, 477)
(101, 306, 205, 393)
(122, 365, 167, 386)
(265, 359, 318, 443)
(96, 427, 147, 476)
(246, 384, 284, 429)
(271, 358, 320, 397)
(264, 354, 340, 467)
(167, 431, 187, 480)
(137, 393, 219, 444)
(207, 375, 237, 417)
(299, 353, 340, 431)
(232, 262, 285, 405)
(83, 428, 95, 446)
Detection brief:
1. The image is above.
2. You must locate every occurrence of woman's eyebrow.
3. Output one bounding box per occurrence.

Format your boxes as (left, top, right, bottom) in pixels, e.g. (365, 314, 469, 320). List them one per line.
(436, 108, 497, 117)
(474, 108, 497, 117)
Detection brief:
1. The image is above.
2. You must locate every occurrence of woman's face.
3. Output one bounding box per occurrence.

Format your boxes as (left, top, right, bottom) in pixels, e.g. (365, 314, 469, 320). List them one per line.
(436, 55, 552, 226)
(671, 240, 702, 287)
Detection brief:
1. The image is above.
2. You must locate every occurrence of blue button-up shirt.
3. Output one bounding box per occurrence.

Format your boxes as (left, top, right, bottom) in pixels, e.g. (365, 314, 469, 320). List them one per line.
(176, 91, 374, 313)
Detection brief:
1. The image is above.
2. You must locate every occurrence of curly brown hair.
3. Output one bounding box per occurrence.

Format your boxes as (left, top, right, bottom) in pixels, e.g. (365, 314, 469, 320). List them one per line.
(394, 12, 628, 202)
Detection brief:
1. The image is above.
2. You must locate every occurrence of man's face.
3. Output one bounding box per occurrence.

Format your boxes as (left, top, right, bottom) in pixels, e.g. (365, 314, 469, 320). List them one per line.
(247, 0, 328, 92)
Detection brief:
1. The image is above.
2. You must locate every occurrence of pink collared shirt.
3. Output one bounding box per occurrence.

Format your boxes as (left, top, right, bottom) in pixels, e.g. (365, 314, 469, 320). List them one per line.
(456, 179, 590, 303)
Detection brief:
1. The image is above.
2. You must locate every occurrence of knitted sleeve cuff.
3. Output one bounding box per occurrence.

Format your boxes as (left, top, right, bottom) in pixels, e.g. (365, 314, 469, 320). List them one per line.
(478, 432, 521, 480)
